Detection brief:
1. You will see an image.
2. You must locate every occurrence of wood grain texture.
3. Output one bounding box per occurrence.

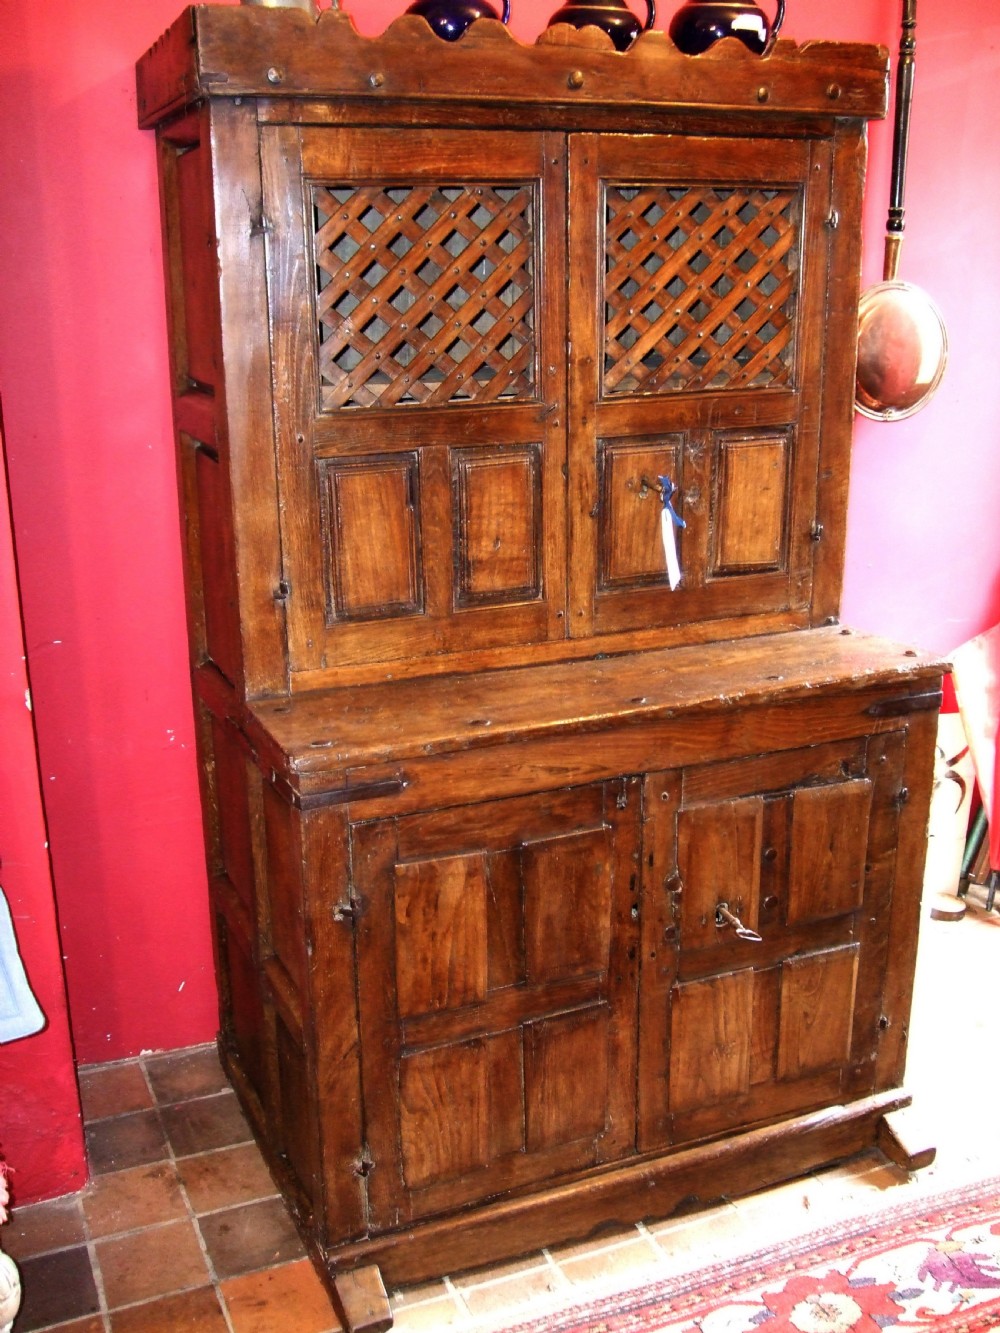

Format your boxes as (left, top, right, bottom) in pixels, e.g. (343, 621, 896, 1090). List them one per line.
(787, 779, 871, 923)
(245, 627, 942, 793)
(777, 943, 860, 1080)
(136, 9, 888, 130)
(351, 781, 641, 1228)
(331, 1265, 392, 1333)
(810, 123, 871, 624)
(207, 100, 287, 697)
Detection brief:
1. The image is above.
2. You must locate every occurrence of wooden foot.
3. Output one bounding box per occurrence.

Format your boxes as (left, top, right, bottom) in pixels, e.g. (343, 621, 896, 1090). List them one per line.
(331, 1264, 392, 1333)
(877, 1109, 936, 1172)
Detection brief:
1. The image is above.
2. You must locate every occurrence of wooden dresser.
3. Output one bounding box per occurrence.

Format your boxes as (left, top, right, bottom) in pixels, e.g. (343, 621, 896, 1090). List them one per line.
(137, 10, 943, 1328)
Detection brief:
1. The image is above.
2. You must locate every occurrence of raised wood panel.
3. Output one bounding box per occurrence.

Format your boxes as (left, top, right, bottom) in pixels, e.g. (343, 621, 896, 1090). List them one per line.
(400, 1040, 489, 1189)
(599, 437, 684, 588)
(778, 944, 859, 1080)
(276, 1014, 320, 1200)
(394, 852, 488, 1018)
(194, 446, 241, 685)
(261, 785, 307, 996)
(320, 455, 422, 622)
(210, 716, 254, 913)
(787, 779, 871, 924)
(669, 968, 754, 1113)
(523, 826, 613, 985)
(399, 1029, 529, 1193)
(712, 431, 789, 574)
(452, 446, 541, 607)
(525, 1008, 609, 1152)
(676, 795, 763, 951)
(174, 140, 218, 391)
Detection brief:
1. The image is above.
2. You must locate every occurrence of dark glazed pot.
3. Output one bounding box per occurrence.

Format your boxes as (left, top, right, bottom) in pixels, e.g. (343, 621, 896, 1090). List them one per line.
(404, 0, 510, 41)
(547, 0, 656, 54)
(668, 0, 785, 55)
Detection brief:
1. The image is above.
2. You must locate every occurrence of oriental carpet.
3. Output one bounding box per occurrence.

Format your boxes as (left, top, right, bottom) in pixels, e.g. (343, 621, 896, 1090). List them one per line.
(478, 1176, 1000, 1333)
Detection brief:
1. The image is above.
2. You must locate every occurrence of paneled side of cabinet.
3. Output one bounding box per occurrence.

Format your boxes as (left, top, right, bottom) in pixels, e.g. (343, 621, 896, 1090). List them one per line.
(199, 707, 371, 1244)
(154, 100, 289, 699)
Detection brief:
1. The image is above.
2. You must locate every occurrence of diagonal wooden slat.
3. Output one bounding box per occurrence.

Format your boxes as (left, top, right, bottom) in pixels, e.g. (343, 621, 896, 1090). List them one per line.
(602, 184, 800, 396)
(312, 182, 537, 409)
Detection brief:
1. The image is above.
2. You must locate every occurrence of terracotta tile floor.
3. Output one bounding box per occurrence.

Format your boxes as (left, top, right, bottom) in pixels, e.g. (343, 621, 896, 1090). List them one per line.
(4, 888, 1000, 1332)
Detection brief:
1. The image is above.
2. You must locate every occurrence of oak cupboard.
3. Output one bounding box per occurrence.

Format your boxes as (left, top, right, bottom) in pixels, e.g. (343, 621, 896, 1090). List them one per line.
(137, 10, 942, 1328)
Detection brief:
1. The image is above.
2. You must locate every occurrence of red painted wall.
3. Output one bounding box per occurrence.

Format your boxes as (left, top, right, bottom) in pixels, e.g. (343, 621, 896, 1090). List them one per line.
(0, 426, 87, 1203)
(0, 3, 221, 1088)
(0, 0, 997, 1199)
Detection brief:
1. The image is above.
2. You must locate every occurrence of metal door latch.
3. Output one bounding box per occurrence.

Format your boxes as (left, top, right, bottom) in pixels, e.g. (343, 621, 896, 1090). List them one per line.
(715, 902, 763, 942)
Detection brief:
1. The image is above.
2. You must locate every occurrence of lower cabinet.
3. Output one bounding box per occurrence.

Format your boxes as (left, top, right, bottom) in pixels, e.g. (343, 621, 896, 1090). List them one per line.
(343, 726, 912, 1235)
(202, 635, 939, 1326)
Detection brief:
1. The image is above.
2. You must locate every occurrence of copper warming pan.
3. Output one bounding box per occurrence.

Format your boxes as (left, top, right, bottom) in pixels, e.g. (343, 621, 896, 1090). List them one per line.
(855, 0, 947, 421)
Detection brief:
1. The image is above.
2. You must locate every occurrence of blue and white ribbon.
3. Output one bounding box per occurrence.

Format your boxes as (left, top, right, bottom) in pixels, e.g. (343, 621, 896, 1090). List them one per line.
(658, 475, 685, 591)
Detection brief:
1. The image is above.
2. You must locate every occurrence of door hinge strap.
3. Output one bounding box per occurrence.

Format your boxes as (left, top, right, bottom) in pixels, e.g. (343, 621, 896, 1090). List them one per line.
(865, 689, 942, 718)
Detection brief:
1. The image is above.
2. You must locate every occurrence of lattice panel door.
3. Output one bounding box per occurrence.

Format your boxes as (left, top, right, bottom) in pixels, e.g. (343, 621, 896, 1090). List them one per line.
(262, 127, 568, 682)
(314, 183, 536, 410)
(603, 184, 799, 396)
(568, 133, 833, 644)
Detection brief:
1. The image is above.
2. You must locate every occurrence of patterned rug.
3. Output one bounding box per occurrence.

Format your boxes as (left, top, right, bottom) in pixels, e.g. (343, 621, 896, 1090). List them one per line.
(488, 1177, 1000, 1332)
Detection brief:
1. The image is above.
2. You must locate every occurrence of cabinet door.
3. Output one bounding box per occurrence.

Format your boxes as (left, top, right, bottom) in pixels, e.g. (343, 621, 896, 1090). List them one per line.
(566, 133, 833, 642)
(352, 781, 641, 1229)
(261, 127, 567, 682)
(639, 733, 906, 1151)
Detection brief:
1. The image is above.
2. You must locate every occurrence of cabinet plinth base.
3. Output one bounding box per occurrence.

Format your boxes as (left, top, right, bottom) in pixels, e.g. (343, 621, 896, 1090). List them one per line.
(331, 1265, 391, 1333)
(320, 1089, 921, 1298)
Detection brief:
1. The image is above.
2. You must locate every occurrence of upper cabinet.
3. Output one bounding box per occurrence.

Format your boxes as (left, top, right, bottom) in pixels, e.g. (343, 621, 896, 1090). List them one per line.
(137, 8, 887, 696)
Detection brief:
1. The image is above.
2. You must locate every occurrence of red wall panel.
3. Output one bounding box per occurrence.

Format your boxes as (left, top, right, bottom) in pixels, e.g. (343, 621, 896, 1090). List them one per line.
(0, 431, 86, 1203)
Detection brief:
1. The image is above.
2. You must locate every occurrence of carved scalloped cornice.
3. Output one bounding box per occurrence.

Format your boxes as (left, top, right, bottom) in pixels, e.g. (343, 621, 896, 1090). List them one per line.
(137, 5, 888, 128)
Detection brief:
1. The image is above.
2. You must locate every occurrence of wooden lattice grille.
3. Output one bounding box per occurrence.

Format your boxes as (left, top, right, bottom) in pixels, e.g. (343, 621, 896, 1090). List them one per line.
(314, 183, 537, 409)
(603, 185, 800, 395)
